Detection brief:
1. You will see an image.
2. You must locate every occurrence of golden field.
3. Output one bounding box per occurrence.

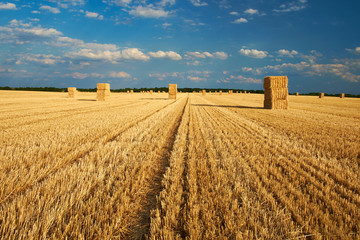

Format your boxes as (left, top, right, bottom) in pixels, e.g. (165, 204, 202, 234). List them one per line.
(0, 90, 359, 239)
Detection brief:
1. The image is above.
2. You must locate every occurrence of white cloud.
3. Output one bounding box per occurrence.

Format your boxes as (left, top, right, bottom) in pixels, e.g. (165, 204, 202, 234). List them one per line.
(186, 60, 200, 66)
(229, 11, 238, 15)
(162, 23, 172, 28)
(149, 72, 181, 80)
(31, 10, 41, 14)
(239, 48, 268, 58)
(346, 47, 360, 54)
(72, 72, 88, 79)
(148, 50, 182, 60)
(15, 54, 65, 65)
(103, 0, 132, 6)
(241, 67, 253, 72)
(273, 0, 307, 13)
(158, 0, 176, 6)
(188, 76, 206, 82)
(85, 11, 104, 20)
(190, 0, 208, 7)
(129, 5, 171, 18)
(230, 75, 262, 83)
(109, 71, 130, 78)
(278, 49, 299, 57)
(40, 5, 60, 14)
(186, 51, 228, 60)
(233, 18, 248, 24)
(67, 48, 150, 62)
(244, 8, 258, 14)
(0, 3, 17, 10)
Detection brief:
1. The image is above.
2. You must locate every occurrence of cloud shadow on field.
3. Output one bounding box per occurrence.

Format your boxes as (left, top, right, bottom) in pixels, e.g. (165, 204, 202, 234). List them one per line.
(77, 99, 97, 101)
(191, 104, 263, 109)
(140, 98, 169, 100)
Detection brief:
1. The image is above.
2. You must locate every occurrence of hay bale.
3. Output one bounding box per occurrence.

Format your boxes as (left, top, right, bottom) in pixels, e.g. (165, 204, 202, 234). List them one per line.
(68, 87, 77, 98)
(340, 93, 345, 98)
(319, 93, 324, 98)
(168, 84, 177, 99)
(296, 92, 299, 96)
(202, 89, 206, 96)
(150, 90, 153, 94)
(219, 90, 222, 95)
(263, 76, 288, 109)
(97, 83, 110, 101)
(244, 91, 247, 94)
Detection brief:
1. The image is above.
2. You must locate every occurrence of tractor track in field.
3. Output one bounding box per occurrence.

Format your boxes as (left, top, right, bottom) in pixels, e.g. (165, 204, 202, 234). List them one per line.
(125, 95, 189, 239)
(0, 98, 181, 205)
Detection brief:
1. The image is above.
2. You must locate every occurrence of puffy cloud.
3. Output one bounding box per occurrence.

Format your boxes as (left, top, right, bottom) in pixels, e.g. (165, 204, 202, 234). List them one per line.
(103, 0, 132, 6)
(190, 0, 208, 7)
(273, 0, 307, 13)
(149, 72, 181, 80)
(109, 71, 130, 78)
(241, 67, 253, 72)
(0, 3, 16, 10)
(186, 61, 200, 66)
(186, 51, 228, 60)
(72, 72, 88, 79)
(213, 51, 228, 60)
(229, 11, 238, 15)
(239, 48, 268, 58)
(187, 76, 206, 82)
(85, 11, 104, 20)
(244, 8, 258, 14)
(346, 46, 360, 54)
(40, 6, 60, 14)
(158, 0, 176, 6)
(129, 5, 171, 18)
(278, 49, 299, 57)
(67, 48, 150, 62)
(231, 75, 262, 83)
(148, 50, 182, 60)
(15, 54, 65, 65)
(233, 18, 248, 24)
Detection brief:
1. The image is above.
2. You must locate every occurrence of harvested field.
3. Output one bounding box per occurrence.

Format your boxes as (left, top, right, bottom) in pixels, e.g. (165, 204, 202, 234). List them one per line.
(0, 91, 359, 239)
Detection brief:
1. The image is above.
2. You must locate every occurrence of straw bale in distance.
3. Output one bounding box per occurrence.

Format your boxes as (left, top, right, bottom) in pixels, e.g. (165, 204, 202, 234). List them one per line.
(168, 84, 177, 99)
(319, 93, 325, 98)
(296, 92, 299, 96)
(97, 83, 110, 101)
(150, 90, 153, 94)
(202, 90, 206, 96)
(244, 91, 247, 94)
(219, 90, 222, 95)
(340, 93, 345, 98)
(67, 87, 77, 98)
(263, 76, 288, 109)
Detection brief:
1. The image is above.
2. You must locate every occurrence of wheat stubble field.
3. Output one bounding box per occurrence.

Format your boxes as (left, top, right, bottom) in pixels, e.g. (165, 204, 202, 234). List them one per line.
(0, 90, 359, 239)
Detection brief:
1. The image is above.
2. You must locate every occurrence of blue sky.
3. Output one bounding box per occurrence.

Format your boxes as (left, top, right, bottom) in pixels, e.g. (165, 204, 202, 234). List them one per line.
(0, 0, 359, 93)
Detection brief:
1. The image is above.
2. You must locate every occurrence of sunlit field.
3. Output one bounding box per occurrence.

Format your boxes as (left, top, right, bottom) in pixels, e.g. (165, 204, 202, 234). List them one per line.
(1, 90, 359, 239)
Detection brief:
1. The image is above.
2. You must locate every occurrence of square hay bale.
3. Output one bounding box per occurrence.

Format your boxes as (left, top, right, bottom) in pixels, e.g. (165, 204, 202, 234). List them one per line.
(168, 84, 177, 99)
(202, 89, 206, 96)
(130, 90, 134, 94)
(244, 91, 247, 94)
(296, 92, 299, 96)
(340, 93, 345, 98)
(127, 90, 129, 94)
(319, 93, 325, 98)
(68, 87, 77, 98)
(263, 76, 288, 109)
(150, 90, 153, 94)
(263, 76, 288, 89)
(219, 90, 222, 95)
(158, 91, 160, 94)
(97, 83, 110, 101)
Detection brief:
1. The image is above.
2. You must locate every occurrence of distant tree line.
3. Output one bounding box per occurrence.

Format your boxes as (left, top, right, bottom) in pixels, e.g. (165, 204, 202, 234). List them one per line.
(0, 86, 359, 98)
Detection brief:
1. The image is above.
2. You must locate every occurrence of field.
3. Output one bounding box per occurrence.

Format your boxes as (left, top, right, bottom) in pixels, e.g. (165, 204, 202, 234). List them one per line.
(0, 90, 359, 239)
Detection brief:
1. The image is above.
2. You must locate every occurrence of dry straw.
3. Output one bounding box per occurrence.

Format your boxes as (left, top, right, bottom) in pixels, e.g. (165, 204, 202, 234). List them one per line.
(67, 87, 77, 98)
(131, 90, 134, 94)
(296, 92, 299, 96)
(263, 76, 288, 109)
(340, 93, 345, 98)
(97, 83, 110, 101)
(244, 91, 247, 94)
(150, 90, 153, 94)
(202, 89, 206, 96)
(319, 93, 325, 98)
(219, 90, 222, 95)
(168, 84, 177, 99)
